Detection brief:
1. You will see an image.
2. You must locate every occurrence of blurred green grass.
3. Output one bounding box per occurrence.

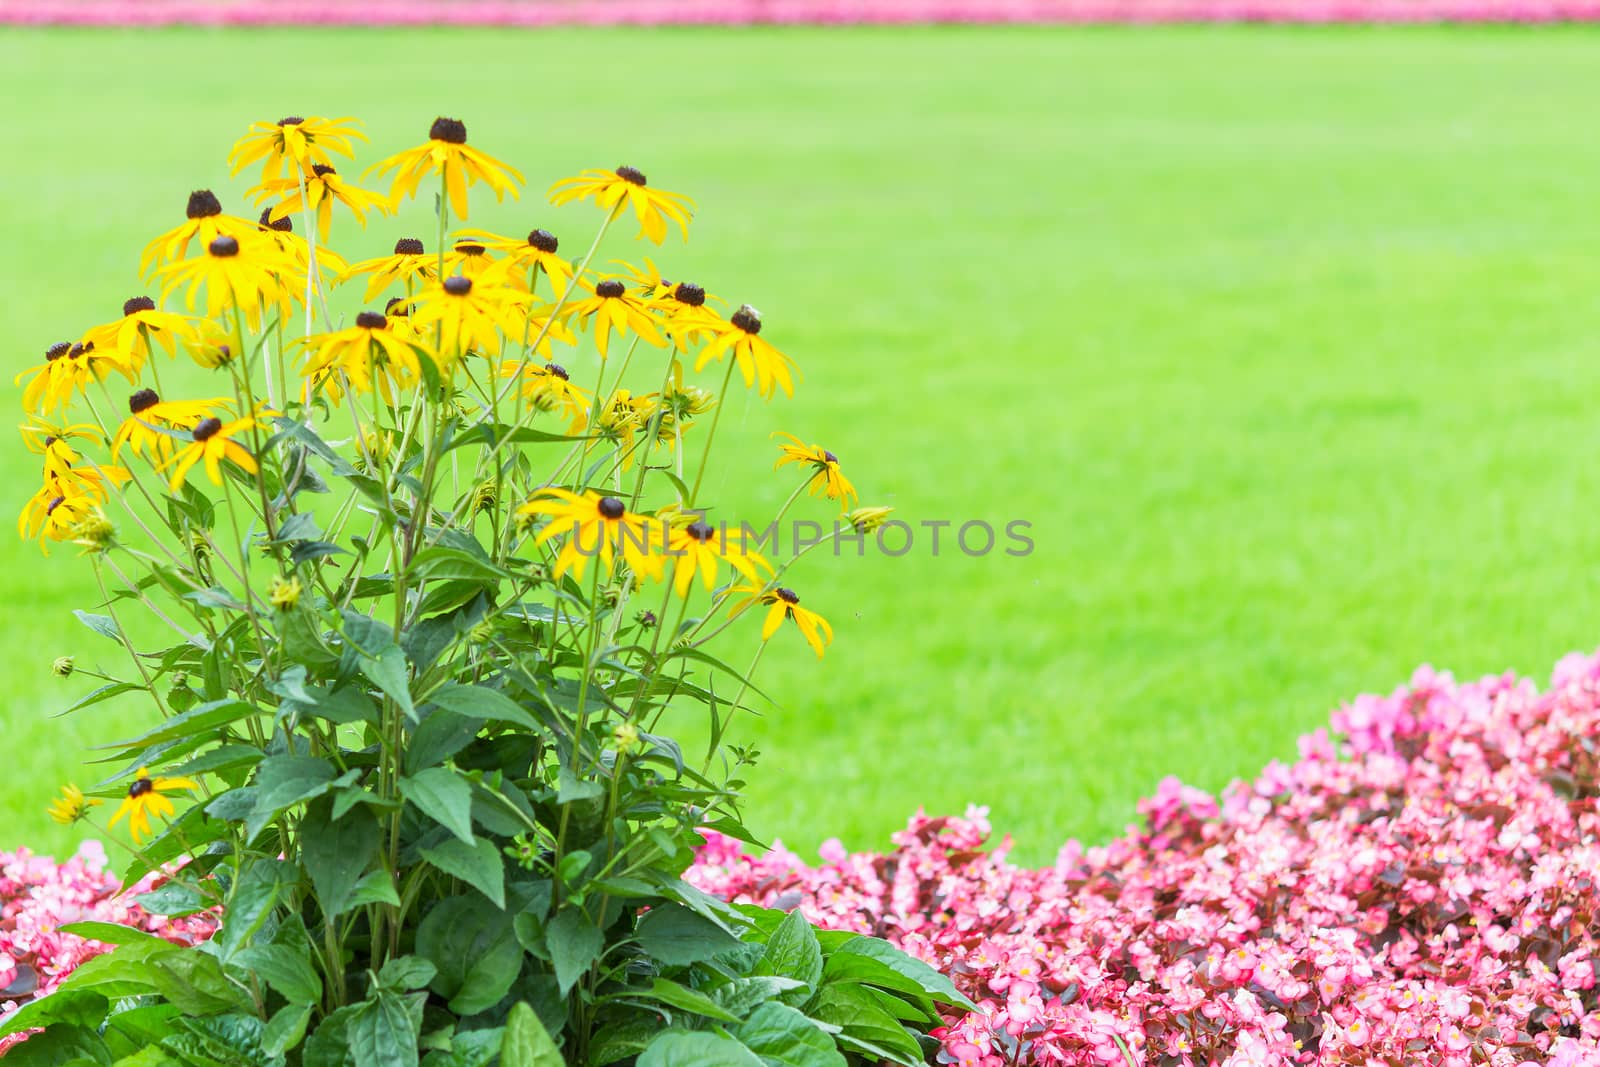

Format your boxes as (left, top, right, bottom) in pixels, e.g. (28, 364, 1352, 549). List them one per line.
(7, 25, 1600, 865)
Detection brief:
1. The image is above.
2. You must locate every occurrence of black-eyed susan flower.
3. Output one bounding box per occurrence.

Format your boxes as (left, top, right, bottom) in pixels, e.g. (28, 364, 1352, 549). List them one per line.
(517, 489, 662, 582)
(442, 238, 498, 280)
(695, 304, 798, 400)
(139, 189, 258, 278)
(47, 784, 102, 825)
(19, 480, 98, 549)
(338, 237, 438, 302)
(110, 767, 198, 843)
(666, 520, 769, 598)
(257, 208, 350, 276)
(229, 115, 365, 183)
(267, 574, 302, 611)
(21, 415, 103, 472)
(774, 432, 857, 511)
(847, 506, 894, 534)
(17, 340, 131, 416)
(299, 311, 431, 405)
(183, 320, 237, 369)
(410, 274, 522, 358)
(257, 164, 391, 242)
(369, 116, 523, 221)
(549, 166, 694, 245)
(163, 414, 260, 492)
(564, 277, 665, 360)
(467, 227, 574, 292)
(500, 360, 590, 430)
(83, 296, 199, 373)
(655, 281, 727, 354)
(160, 233, 301, 328)
(727, 584, 833, 658)
(112, 390, 229, 463)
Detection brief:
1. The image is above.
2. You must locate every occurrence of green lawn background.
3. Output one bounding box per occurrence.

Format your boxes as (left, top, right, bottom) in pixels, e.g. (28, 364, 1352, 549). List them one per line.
(6, 26, 1600, 865)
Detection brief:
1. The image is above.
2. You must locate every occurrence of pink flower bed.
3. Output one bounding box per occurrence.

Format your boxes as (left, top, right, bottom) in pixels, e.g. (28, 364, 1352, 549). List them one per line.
(3, 0, 1600, 24)
(688, 651, 1600, 1065)
(0, 843, 216, 1055)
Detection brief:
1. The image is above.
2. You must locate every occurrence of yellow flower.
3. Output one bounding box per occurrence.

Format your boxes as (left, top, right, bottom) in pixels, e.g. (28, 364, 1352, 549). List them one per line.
(466, 227, 574, 293)
(338, 237, 439, 302)
(112, 390, 230, 463)
(368, 116, 523, 221)
(300, 311, 432, 406)
(564, 277, 665, 360)
(727, 584, 834, 658)
(847, 506, 894, 534)
(21, 415, 103, 473)
(774, 432, 857, 511)
(18, 479, 111, 551)
(159, 232, 301, 329)
(139, 189, 259, 278)
(666, 519, 769, 598)
(517, 489, 662, 582)
(442, 238, 499, 279)
(695, 304, 798, 400)
(500, 360, 590, 431)
(162, 415, 261, 492)
(267, 574, 303, 611)
(256, 164, 392, 242)
(82, 296, 199, 374)
(16, 340, 132, 416)
(229, 115, 366, 183)
(109, 767, 198, 843)
(256, 209, 351, 276)
(549, 166, 694, 245)
(47, 784, 102, 826)
(593, 389, 659, 469)
(410, 274, 523, 357)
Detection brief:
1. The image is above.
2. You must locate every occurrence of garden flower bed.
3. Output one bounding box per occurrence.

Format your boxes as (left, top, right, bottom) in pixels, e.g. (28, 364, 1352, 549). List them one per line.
(13, 650, 1600, 1062)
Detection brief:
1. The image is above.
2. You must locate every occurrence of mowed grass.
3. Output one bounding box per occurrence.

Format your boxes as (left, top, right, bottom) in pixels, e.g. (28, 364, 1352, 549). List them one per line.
(5, 25, 1600, 865)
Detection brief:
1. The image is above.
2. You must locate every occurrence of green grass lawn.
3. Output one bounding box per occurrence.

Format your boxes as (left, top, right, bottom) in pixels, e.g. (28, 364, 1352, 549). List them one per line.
(6, 25, 1600, 866)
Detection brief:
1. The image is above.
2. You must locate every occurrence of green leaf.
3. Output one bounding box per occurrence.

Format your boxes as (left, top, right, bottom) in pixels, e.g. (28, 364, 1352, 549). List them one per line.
(625, 977, 741, 1024)
(234, 943, 322, 1005)
(0, 989, 109, 1041)
(347, 868, 401, 909)
(415, 897, 522, 1017)
(376, 956, 437, 992)
(73, 610, 122, 642)
(346, 991, 424, 1067)
(805, 984, 922, 1067)
(424, 683, 540, 730)
(713, 976, 812, 1020)
(499, 1002, 562, 1067)
(262, 1002, 312, 1057)
(634, 903, 741, 967)
(410, 547, 517, 586)
(399, 768, 476, 845)
(1, 1023, 112, 1065)
(245, 755, 337, 841)
(54, 922, 169, 947)
(831, 936, 978, 1011)
(757, 910, 823, 999)
(102, 699, 261, 752)
(301, 799, 381, 918)
(419, 837, 505, 907)
(545, 908, 603, 996)
(735, 1002, 847, 1067)
(637, 1031, 764, 1067)
(217, 859, 295, 960)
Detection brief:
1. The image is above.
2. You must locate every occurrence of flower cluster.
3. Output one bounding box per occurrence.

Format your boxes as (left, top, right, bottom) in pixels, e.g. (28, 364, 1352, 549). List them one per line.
(690, 649, 1600, 1066)
(0, 842, 216, 1055)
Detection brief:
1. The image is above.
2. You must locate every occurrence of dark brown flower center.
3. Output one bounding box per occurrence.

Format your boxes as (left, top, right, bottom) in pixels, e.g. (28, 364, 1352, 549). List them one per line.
(730, 305, 762, 335)
(123, 296, 156, 317)
(546, 363, 569, 381)
(454, 242, 486, 256)
(311, 163, 335, 177)
(823, 451, 838, 464)
(527, 229, 558, 253)
(597, 496, 626, 520)
(685, 521, 715, 542)
(385, 297, 410, 317)
(129, 389, 160, 414)
(46, 495, 65, 514)
(45, 342, 71, 360)
(356, 311, 387, 330)
(443, 275, 473, 296)
(674, 282, 706, 307)
(193, 417, 223, 442)
(208, 235, 240, 258)
(616, 165, 647, 187)
(68, 342, 93, 359)
(595, 280, 625, 299)
(277, 116, 304, 127)
(776, 587, 799, 605)
(258, 207, 293, 233)
(128, 777, 154, 798)
(394, 238, 425, 256)
(430, 117, 468, 144)
(186, 189, 222, 219)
